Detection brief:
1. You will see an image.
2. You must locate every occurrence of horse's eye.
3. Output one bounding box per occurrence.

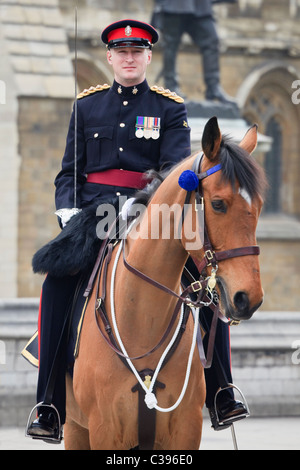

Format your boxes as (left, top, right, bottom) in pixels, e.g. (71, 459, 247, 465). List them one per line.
(211, 200, 227, 213)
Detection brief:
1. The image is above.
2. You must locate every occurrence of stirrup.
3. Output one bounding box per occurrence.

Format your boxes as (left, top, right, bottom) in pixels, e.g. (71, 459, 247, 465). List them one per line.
(213, 383, 250, 429)
(25, 402, 63, 444)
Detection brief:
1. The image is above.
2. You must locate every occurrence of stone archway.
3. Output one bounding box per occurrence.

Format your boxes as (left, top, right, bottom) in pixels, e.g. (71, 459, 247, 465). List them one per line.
(236, 62, 300, 311)
(71, 53, 114, 93)
(238, 62, 300, 217)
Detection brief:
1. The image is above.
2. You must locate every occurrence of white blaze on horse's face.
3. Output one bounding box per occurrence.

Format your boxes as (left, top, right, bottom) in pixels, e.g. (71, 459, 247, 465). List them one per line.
(238, 187, 252, 207)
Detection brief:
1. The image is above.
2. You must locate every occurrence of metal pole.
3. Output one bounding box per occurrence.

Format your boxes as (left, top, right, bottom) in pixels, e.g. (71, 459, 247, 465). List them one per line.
(230, 424, 238, 450)
(74, 6, 78, 209)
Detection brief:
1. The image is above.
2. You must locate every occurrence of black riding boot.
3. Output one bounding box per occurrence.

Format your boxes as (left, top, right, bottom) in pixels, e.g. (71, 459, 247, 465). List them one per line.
(27, 272, 81, 439)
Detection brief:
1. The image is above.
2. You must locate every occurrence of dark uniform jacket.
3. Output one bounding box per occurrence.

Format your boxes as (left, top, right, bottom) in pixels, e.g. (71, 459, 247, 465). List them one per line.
(55, 79, 191, 210)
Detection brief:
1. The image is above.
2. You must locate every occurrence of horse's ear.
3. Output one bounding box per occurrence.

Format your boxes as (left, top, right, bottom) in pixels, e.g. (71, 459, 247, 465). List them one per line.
(239, 124, 258, 154)
(201, 116, 222, 161)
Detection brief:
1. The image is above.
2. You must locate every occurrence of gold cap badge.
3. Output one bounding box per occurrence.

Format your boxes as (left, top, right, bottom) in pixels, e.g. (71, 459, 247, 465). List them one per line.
(125, 26, 132, 37)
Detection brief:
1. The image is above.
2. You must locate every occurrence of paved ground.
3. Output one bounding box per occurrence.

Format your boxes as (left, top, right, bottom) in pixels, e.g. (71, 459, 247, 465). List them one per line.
(201, 416, 300, 450)
(0, 417, 299, 450)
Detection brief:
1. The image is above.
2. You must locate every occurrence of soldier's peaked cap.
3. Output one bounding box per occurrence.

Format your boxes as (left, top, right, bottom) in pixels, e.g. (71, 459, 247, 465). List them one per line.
(101, 19, 159, 49)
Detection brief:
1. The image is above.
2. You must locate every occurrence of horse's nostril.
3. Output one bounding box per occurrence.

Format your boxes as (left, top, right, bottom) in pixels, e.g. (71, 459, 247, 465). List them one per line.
(234, 291, 249, 312)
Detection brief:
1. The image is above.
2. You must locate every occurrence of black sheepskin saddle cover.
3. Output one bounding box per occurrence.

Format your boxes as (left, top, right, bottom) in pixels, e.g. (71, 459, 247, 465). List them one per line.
(32, 201, 114, 278)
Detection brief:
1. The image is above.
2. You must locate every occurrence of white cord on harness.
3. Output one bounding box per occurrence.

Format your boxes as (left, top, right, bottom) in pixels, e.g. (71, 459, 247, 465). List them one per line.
(153, 306, 198, 412)
(110, 240, 199, 413)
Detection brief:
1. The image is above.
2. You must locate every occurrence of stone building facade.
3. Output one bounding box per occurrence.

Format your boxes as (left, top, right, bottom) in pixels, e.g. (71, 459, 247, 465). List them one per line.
(0, 0, 74, 299)
(1, 0, 300, 310)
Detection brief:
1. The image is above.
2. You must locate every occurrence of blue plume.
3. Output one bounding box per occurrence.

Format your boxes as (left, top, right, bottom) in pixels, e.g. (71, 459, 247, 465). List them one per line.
(178, 170, 199, 191)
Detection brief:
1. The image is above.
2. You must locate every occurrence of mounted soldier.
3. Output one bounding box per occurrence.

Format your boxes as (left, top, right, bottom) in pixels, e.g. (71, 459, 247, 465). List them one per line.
(25, 18, 247, 443)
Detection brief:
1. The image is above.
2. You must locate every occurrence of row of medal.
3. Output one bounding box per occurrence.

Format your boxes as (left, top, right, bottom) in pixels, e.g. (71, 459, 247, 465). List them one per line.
(135, 116, 161, 140)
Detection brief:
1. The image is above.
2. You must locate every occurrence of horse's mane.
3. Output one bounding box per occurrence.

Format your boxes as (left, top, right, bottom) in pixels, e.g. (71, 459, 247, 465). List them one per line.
(219, 136, 267, 200)
(133, 166, 173, 206)
(135, 136, 267, 206)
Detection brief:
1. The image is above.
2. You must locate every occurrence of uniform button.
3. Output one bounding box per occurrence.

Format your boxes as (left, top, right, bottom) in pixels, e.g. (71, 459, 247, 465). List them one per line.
(120, 123, 125, 127)
(116, 192, 121, 196)
(123, 101, 128, 106)
(119, 147, 124, 152)
(94, 133, 99, 138)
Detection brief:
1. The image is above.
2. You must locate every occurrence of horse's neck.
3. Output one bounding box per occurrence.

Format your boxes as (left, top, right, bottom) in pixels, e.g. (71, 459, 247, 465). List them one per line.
(125, 193, 188, 290)
(114, 235, 187, 345)
(112, 180, 189, 344)
(127, 235, 186, 290)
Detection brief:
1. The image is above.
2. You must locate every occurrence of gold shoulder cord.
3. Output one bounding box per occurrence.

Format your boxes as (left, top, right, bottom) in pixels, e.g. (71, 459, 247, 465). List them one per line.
(77, 84, 111, 99)
(150, 85, 184, 103)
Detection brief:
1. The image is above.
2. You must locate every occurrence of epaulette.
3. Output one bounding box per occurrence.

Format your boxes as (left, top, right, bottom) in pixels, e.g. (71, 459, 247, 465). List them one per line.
(77, 84, 110, 99)
(150, 85, 184, 103)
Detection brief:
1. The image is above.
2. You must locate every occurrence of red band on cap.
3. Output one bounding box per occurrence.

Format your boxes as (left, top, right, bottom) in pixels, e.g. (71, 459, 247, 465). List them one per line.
(107, 27, 152, 43)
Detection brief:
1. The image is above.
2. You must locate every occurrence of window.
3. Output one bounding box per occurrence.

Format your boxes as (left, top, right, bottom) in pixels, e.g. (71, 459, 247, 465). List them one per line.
(264, 117, 282, 213)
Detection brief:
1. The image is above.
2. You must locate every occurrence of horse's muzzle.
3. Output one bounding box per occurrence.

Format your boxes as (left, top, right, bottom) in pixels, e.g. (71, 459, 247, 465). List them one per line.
(234, 291, 250, 316)
(233, 292, 263, 320)
(217, 278, 263, 321)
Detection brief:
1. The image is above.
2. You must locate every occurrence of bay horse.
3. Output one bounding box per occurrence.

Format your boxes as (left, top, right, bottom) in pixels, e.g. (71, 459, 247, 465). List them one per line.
(64, 116, 267, 450)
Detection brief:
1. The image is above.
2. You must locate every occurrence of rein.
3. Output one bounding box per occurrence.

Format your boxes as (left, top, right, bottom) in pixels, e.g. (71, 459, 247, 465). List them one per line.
(111, 240, 199, 413)
(93, 152, 260, 367)
(89, 151, 261, 432)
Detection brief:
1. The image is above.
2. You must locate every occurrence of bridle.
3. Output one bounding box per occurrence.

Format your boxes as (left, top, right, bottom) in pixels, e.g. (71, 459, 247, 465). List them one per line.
(186, 153, 260, 294)
(123, 152, 260, 315)
(91, 152, 260, 368)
